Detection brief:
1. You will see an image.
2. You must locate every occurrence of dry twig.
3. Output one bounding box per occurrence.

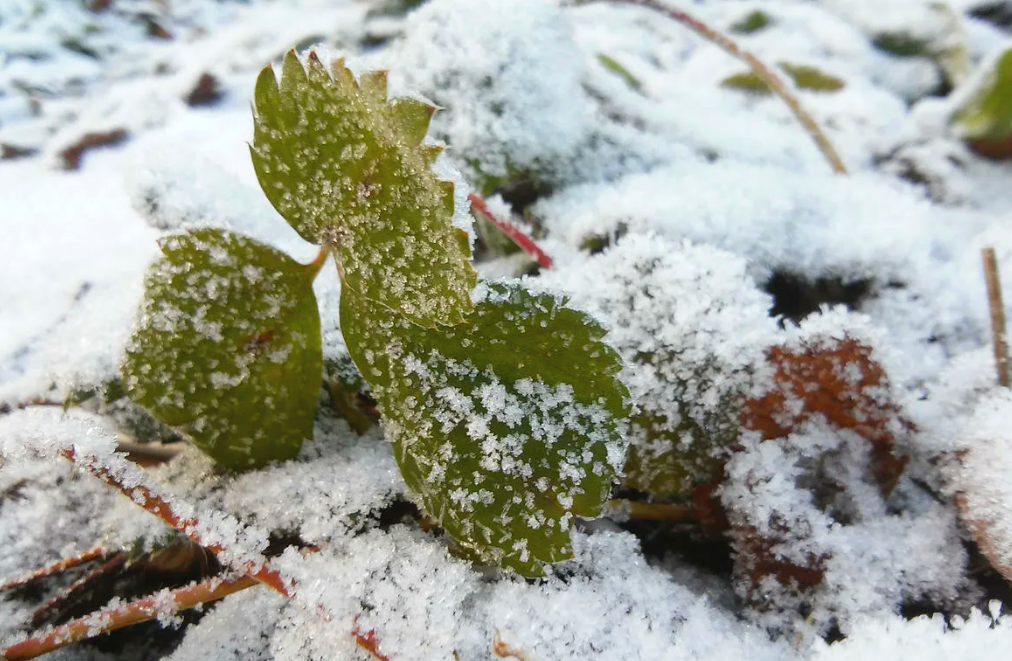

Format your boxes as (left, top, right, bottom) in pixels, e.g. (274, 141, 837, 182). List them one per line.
(983, 247, 1010, 388)
(586, 0, 848, 175)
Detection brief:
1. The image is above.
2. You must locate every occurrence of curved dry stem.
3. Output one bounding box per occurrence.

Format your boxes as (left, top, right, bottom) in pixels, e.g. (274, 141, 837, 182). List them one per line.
(581, 0, 848, 174)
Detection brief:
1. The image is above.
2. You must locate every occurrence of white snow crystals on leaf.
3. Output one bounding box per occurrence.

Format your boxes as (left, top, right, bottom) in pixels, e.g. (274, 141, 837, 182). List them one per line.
(121, 227, 322, 470)
(542, 233, 778, 498)
(341, 280, 629, 576)
(721, 423, 967, 638)
(251, 50, 476, 328)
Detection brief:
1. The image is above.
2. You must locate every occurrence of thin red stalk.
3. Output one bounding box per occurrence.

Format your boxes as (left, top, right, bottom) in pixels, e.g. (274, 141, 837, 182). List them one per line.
(51, 452, 385, 659)
(1, 547, 107, 592)
(599, 0, 848, 175)
(2, 575, 260, 661)
(59, 448, 289, 596)
(31, 553, 127, 627)
(468, 193, 554, 269)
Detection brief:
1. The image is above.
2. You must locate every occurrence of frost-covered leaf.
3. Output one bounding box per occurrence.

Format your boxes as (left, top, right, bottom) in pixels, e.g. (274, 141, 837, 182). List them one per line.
(251, 50, 475, 328)
(742, 333, 908, 496)
(539, 236, 776, 501)
(951, 47, 1012, 148)
(341, 281, 629, 576)
(121, 228, 322, 470)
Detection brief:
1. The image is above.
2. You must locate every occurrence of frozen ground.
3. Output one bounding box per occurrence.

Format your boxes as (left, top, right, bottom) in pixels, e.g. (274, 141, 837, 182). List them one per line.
(3, 0, 1012, 659)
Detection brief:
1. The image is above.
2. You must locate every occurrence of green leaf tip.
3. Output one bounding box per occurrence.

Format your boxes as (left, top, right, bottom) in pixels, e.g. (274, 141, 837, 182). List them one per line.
(951, 47, 1012, 142)
(251, 49, 476, 328)
(341, 280, 630, 576)
(121, 228, 322, 471)
(722, 61, 844, 94)
(597, 53, 642, 91)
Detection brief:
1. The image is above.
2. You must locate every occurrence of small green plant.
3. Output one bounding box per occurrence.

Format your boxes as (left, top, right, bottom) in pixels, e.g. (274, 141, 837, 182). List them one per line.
(120, 50, 630, 576)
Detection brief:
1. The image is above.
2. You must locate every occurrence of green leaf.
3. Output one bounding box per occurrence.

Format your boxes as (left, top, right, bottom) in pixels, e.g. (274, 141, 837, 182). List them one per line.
(952, 47, 1012, 142)
(251, 50, 476, 328)
(731, 10, 771, 34)
(872, 32, 931, 57)
(121, 228, 323, 470)
(623, 401, 738, 500)
(596, 53, 642, 91)
(722, 62, 844, 94)
(341, 281, 629, 576)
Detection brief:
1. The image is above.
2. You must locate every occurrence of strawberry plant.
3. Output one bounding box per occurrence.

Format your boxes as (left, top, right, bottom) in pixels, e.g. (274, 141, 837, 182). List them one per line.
(119, 50, 629, 577)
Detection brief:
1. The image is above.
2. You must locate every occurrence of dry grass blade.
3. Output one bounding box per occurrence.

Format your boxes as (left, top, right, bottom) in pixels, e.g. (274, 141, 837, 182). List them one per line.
(588, 0, 848, 174)
(982, 247, 1010, 388)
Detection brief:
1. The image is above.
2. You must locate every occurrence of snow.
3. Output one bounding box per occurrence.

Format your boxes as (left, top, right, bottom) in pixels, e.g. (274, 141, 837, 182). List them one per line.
(3, 0, 1012, 659)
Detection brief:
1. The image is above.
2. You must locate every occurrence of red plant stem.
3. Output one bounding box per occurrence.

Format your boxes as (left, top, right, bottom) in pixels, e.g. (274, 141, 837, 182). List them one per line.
(2, 574, 260, 661)
(31, 553, 127, 626)
(51, 451, 388, 659)
(1, 547, 107, 592)
(59, 448, 289, 596)
(601, 0, 848, 175)
(468, 193, 554, 269)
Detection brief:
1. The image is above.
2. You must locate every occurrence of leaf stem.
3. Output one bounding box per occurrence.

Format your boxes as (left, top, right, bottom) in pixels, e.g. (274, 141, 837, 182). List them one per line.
(587, 0, 848, 175)
(606, 499, 697, 522)
(305, 245, 331, 278)
(2, 574, 260, 661)
(327, 380, 375, 435)
(468, 194, 554, 269)
(58, 448, 290, 596)
(983, 247, 1010, 388)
